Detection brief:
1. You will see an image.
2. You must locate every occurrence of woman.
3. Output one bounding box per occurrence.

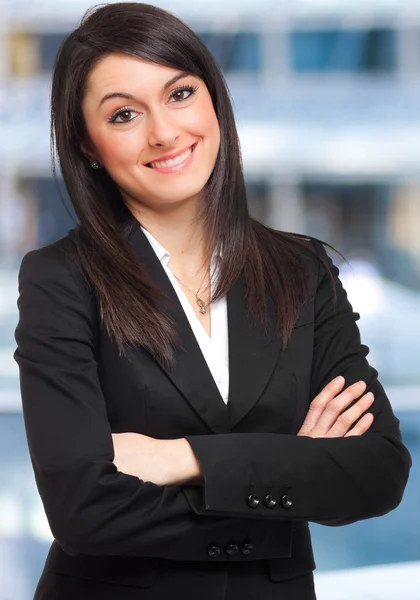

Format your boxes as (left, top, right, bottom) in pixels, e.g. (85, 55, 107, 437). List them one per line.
(14, 2, 411, 599)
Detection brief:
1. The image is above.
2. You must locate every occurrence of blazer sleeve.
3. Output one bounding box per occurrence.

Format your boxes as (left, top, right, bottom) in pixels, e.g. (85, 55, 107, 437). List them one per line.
(183, 242, 412, 526)
(14, 246, 243, 559)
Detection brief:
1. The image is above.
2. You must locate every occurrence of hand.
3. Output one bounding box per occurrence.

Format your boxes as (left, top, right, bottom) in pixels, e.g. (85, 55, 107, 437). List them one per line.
(297, 376, 374, 438)
(111, 432, 203, 487)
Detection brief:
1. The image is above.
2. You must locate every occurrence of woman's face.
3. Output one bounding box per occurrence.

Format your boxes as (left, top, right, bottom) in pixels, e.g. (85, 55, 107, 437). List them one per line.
(81, 53, 221, 212)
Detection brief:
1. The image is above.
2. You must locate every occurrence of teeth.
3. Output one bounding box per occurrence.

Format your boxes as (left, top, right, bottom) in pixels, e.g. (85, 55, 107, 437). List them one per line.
(151, 146, 193, 169)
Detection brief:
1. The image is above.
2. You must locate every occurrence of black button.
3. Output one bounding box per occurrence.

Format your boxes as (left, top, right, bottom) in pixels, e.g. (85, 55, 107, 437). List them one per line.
(247, 493, 260, 508)
(241, 543, 254, 556)
(208, 545, 221, 558)
(265, 494, 277, 508)
(281, 494, 293, 509)
(226, 543, 239, 556)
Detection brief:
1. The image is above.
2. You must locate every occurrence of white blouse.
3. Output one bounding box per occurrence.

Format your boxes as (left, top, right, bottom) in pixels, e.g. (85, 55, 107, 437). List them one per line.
(141, 226, 229, 404)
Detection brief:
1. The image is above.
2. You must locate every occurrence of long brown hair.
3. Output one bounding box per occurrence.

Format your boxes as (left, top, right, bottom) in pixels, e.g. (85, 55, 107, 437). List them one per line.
(51, 2, 335, 366)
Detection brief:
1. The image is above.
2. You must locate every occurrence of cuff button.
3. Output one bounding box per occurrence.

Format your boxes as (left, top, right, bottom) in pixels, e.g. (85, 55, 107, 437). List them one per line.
(241, 543, 254, 556)
(226, 543, 239, 556)
(265, 494, 277, 508)
(247, 493, 260, 508)
(281, 494, 293, 509)
(208, 545, 221, 558)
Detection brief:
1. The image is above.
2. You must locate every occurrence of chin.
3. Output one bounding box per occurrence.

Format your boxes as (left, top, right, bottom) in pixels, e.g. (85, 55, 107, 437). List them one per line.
(156, 182, 206, 204)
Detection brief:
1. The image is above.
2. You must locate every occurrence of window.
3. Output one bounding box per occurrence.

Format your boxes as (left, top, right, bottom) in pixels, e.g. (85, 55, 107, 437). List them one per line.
(289, 28, 397, 74)
(197, 32, 261, 73)
(39, 33, 68, 72)
(8, 32, 40, 76)
(8, 32, 69, 75)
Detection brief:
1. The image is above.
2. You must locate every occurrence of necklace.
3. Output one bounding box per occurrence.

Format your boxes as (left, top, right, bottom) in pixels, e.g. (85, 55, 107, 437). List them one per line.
(172, 267, 210, 314)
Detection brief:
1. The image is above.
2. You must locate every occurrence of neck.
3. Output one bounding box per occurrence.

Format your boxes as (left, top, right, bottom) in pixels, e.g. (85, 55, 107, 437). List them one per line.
(125, 194, 210, 278)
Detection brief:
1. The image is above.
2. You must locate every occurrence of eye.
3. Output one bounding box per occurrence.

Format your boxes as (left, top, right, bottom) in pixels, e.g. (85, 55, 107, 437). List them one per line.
(108, 108, 138, 124)
(169, 85, 198, 103)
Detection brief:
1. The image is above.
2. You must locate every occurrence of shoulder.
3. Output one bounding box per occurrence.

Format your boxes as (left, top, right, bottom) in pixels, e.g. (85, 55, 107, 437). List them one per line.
(20, 229, 76, 272)
(263, 224, 333, 282)
(18, 227, 90, 300)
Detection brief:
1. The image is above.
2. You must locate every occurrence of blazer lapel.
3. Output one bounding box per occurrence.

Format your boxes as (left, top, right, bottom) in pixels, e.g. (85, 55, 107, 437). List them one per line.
(126, 220, 283, 433)
(127, 223, 231, 434)
(226, 275, 283, 430)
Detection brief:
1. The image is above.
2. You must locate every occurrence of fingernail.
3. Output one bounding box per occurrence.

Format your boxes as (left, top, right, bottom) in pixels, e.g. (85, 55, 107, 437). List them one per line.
(333, 376, 344, 385)
(355, 381, 366, 388)
(364, 392, 374, 401)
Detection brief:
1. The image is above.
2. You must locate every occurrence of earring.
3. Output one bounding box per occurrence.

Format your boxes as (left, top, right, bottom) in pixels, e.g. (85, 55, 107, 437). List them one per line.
(90, 160, 100, 169)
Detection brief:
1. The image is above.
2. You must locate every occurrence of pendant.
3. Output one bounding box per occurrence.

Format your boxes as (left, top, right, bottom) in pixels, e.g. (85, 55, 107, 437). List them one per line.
(196, 297, 206, 314)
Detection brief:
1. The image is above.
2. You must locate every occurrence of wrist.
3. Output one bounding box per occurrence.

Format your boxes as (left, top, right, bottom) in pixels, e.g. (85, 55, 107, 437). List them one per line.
(172, 438, 204, 486)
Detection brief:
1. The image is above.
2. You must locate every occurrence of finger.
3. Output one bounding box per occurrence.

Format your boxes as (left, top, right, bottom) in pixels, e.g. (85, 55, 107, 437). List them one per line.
(327, 392, 375, 437)
(344, 412, 374, 437)
(310, 380, 367, 436)
(298, 376, 345, 436)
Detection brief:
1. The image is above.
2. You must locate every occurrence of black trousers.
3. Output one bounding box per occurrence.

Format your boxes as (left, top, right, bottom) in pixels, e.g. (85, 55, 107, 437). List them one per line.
(34, 558, 317, 600)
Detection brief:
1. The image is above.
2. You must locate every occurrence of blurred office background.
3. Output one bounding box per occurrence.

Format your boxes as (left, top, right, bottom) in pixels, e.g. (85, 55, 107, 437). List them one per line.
(1, 0, 419, 598)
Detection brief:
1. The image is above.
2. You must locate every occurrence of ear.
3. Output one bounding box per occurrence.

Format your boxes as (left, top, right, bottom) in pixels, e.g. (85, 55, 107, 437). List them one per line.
(80, 140, 98, 164)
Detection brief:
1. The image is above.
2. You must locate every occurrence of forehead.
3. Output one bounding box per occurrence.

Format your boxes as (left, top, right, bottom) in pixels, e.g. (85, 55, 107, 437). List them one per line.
(86, 54, 183, 96)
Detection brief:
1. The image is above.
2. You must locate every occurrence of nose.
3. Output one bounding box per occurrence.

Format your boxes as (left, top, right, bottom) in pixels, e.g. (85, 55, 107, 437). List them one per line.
(147, 108, 181, 148)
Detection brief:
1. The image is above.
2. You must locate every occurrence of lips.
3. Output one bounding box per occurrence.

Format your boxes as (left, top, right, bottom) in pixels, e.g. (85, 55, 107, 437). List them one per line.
(145, 143, 197, 168)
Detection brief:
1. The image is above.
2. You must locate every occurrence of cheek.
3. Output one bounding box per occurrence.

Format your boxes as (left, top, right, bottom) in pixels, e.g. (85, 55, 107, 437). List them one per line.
(184, 99, 220, 142)
(92, 129, 141, 165)
(201, 107, 221, 152)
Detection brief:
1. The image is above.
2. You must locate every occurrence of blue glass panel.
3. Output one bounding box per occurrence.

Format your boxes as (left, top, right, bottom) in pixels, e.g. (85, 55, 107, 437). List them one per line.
(39, 33, 67, 71)
(197, 32, 261, 72)
(289, 29, 397, 73)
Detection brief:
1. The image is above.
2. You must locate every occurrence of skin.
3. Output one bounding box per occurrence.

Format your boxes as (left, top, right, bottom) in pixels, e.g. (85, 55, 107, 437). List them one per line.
(80, 54, 374, 487)
(81, 54, 219, 279)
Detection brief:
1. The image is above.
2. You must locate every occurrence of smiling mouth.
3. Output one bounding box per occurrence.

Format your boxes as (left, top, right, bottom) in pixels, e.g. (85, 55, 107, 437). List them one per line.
(145, 143, 197, 169)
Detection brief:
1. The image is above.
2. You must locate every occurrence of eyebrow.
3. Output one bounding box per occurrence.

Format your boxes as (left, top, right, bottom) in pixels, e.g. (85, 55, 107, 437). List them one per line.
(97, 71, 192, 110)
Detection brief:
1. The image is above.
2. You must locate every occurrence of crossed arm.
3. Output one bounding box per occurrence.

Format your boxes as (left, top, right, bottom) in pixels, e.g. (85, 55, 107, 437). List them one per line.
(14, 242, 411, 558)
(111, 375, 377, 487)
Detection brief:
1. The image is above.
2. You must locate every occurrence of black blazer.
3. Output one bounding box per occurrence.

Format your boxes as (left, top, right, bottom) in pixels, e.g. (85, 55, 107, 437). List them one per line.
(14, 221, 411, 598)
